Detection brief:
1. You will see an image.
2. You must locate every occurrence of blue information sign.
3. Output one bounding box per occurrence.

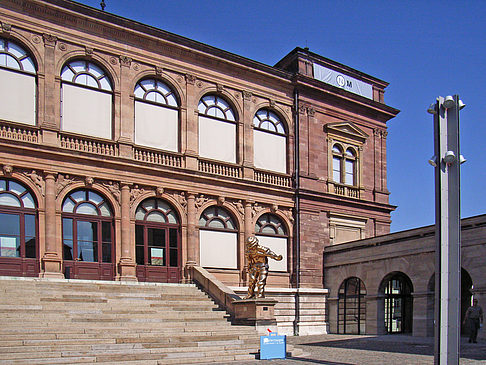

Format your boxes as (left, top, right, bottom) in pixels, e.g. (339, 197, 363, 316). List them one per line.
(260, 333, 286, 360)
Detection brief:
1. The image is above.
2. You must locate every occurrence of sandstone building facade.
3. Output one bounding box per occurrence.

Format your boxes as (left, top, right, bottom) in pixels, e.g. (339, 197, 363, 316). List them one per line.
(0, 0, 399, 335)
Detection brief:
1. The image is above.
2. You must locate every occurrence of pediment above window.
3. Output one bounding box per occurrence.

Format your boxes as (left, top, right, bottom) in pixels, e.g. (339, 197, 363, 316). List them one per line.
(325, 122, 368, 143)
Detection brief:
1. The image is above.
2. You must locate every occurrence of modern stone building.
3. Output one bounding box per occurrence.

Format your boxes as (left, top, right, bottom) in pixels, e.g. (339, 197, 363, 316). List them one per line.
(0, 0, 411, 336)
(324, 214, 486, 339)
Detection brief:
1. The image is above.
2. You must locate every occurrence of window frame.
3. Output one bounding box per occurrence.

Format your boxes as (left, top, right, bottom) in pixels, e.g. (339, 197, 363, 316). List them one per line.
(0, 179, 38, 259)
(331, 142, 358, 186)
(61, 189, 114, 264)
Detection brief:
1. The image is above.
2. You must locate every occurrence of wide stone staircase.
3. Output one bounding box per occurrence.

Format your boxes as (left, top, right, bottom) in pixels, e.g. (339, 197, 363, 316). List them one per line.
(0, 277, 260, 364)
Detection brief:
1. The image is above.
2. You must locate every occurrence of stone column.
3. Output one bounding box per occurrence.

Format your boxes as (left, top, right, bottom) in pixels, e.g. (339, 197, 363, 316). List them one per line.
(184, 75, 199, 170)
(41, 33, 59, 146)
(118, 183, 136, 281)
(41, 172, 63, 278)
(186, 192, 197, 267)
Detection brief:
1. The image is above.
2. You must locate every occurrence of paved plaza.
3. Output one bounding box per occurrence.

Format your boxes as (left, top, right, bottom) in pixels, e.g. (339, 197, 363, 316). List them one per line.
(211, 334, 486, 365)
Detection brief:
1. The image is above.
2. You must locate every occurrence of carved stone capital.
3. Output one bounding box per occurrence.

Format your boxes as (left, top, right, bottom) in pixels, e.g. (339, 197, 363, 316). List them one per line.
(43, 33, 58, 47)
(243, 91, 253, 101)
(85, 46, 94, 57)
(1, 22, 12, 34)
(185, 73, 196, 85)
(120, 55, 132, 67)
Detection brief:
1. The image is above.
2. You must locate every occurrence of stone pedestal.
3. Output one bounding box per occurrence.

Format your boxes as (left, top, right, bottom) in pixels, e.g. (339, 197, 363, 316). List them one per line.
(233, 298, 278, 335)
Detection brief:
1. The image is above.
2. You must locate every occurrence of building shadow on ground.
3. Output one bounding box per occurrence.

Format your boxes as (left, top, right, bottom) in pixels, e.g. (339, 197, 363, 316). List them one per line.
(297, 336, 486, 361)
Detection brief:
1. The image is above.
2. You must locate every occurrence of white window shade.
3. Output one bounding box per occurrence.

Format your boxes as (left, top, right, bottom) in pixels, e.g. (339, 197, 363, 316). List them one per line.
(253, 130, 286, 173)
(255, 235, 287, 272)
(198, 115, 236, 163)
(62, 84, 112, 139)
(0, 69, 36, 125)
(135, 101, 178, 152)
(199, 230, 237, 269)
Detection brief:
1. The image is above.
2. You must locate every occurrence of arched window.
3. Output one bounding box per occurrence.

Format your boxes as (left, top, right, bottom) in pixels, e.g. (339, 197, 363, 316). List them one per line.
(61, 60, 113, 139)
(134, 79, 179, 152)
(255, 213, 288, 272)
(0, 179, 37, 264)
(338, 277, 366, 334)
(383, 273, 413, 334)
(332, 144, 357, 186)
(253, 109, 287, 173)
(135, 198, 181, 283)
(198, 95, 237, 163)
(62, 189, 114, 280)
(199, 206, 237, 269)
(0, 38, 36, 126)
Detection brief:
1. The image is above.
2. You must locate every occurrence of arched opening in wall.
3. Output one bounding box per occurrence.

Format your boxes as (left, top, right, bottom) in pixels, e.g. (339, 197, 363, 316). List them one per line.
(0, 178, 38, 277)
(199, 206, 238, 270)
(60, 59, 113, 139)
(255, 213, 288, 272)
(134, 78, 180, 152)
(461, 269, 473, 335)
(427, 269, 474, 336)
(135, 198, 181, 283)
(198, 95, 237, 163)
(338, 277, 366, 334)
(382, 272, 413, 334)
(62, 189, 114, 280)
(0, 38, 37, 126)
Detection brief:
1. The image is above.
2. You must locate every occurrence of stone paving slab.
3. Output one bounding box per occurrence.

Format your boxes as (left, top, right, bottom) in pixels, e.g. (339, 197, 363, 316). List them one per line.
(207, 334, 486, 365)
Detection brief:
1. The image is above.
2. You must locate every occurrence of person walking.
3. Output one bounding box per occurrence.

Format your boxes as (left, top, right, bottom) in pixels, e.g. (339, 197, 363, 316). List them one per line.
(463, 299, 484, 343)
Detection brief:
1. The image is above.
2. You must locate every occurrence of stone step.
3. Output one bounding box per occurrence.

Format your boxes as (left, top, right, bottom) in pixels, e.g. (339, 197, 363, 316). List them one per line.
(0, 277, 259, 363)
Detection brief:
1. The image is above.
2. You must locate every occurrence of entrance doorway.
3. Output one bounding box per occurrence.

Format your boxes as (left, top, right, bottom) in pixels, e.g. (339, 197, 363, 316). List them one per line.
(135, 198, 181, 283)
(383, 273, 413, 334)
(62, 190, 114, 280)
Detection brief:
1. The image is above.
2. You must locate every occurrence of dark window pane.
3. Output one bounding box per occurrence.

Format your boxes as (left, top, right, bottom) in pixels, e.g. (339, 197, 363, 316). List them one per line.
(136, 245, 144, 265)
(102, 242, 111, 262)
(25, 237, 36, 258)
(102, 221, 111, 242)
(63, 240, 73, 260)
(135, 225, 143, 244)
(62, 218, 73, 240)
(0, 212, 20, 236)
(169, 228, 177, 248)
(169, 248, 178, 267)
(148, 228, 165, 247)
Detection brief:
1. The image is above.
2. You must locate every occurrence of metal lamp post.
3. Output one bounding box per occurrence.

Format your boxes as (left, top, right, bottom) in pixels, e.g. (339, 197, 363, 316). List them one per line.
(428, 95, 465, 364)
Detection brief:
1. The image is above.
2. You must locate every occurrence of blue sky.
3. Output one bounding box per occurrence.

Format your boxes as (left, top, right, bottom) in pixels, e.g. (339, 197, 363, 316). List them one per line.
(76, 0, 486, 232)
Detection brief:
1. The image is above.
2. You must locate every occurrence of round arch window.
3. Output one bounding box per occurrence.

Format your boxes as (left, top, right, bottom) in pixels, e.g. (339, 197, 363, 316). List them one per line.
(61, 189, 114, 263)
(135, 198, 180, 268)
(255, 213, 288, 272)
(338, 277, 366, 334)
(199, 206, 238, 269)
(0, 179, 37, 259)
